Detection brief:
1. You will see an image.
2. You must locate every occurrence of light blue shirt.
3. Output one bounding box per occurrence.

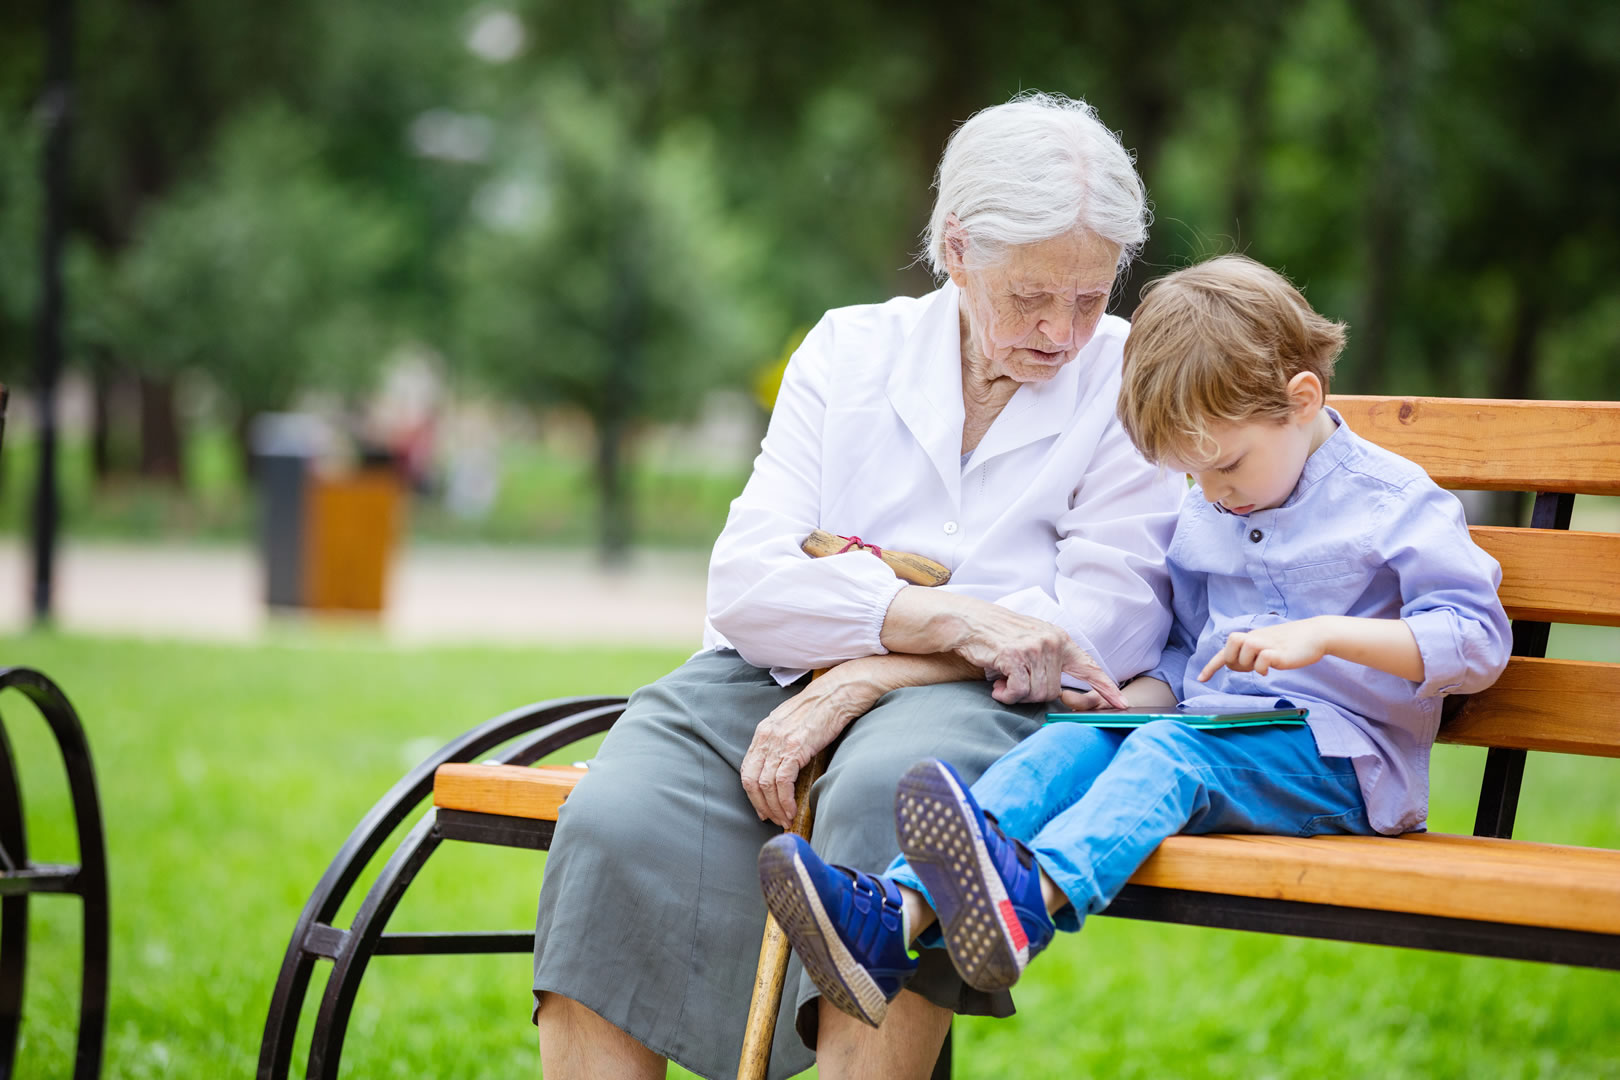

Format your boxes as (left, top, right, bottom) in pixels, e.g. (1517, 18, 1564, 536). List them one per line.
(1145, 409, 1512, 834)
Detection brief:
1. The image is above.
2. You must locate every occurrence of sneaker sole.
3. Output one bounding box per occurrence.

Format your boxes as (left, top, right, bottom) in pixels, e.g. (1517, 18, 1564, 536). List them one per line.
(758, 838, 889, 1028)
(896, 762, 1028, 992)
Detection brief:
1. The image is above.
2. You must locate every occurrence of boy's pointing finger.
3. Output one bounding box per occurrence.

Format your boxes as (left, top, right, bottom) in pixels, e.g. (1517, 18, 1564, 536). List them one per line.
(1198, 634, 1245, 682)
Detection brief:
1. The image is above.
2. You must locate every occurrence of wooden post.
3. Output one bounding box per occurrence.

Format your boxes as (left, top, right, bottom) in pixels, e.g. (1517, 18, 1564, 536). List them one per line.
(735, 742, 829, 1078)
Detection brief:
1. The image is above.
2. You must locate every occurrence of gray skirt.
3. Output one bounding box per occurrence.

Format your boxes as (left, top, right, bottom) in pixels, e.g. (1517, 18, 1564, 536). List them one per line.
(532, 649, 1046, 1080)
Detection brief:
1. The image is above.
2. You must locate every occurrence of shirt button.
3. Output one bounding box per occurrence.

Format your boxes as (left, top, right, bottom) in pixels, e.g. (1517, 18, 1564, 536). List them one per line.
(1249, 529, 1264, 543)
(943, 521, 959, 535)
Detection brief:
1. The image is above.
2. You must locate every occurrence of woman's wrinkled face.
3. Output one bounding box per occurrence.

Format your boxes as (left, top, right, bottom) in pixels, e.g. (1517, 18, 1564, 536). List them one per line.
(950, 227, 1121, 383)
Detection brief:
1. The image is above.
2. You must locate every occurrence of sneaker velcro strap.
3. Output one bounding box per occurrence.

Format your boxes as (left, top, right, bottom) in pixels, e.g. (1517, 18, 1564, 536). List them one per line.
(848, 871, 906, 918)
(875, 874, 906, 916)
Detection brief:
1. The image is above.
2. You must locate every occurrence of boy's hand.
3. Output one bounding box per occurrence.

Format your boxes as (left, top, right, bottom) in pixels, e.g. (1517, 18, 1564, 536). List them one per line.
(1199, 619, 1330, 681)
(1198, 616, 1426, 683)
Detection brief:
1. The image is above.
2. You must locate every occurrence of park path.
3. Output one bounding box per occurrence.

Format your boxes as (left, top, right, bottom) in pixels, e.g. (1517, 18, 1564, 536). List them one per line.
(0, 539, 709, 648)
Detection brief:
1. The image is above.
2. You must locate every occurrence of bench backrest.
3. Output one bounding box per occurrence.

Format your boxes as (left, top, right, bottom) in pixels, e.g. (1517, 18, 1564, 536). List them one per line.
(1332, 396, 1620, 835)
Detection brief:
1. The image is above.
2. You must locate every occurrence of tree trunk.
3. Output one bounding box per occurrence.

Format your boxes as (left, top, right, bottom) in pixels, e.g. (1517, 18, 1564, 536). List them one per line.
(1113, 89, 1174, 316)
(593, 403, 631, 568)
(234, 408, 260, 487)
(91, 362, 113, 481)
(595, 228, 644, 567)
(1227, 9, 1288, 252)
(1495, 287, 1543, 402)
(138, 374, 184, 485)
(1481, 286, 1545, 526)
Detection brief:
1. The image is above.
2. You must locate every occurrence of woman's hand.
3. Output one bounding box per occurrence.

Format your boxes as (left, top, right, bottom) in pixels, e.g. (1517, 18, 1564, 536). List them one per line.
(740, 662, 887, 827)
(881, 588, 1126, 707)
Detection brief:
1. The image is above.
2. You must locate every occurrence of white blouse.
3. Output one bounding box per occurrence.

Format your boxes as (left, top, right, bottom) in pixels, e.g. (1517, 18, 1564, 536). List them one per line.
(703, 280, 1184, 688)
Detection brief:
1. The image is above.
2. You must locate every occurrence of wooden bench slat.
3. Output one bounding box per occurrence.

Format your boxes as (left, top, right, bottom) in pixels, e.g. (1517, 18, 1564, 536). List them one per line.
(1278, 830, 1620, 870)
(1133, 832, 1620, 936)
(1332, 396, 1620, 495)
(434, 763, 586, 821)
(1439, 656, 1620, 757)
(435, 763, 1620, 936)
(1471, 526, 1620, 627)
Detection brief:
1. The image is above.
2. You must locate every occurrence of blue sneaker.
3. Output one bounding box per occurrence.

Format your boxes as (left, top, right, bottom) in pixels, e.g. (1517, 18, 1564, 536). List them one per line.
(895, 758, 1055, 992)
(757, 834, 918, 1027)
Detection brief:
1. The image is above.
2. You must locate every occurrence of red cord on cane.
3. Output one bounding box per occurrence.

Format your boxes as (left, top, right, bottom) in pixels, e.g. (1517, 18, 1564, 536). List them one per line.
(835, 535, 885, 559)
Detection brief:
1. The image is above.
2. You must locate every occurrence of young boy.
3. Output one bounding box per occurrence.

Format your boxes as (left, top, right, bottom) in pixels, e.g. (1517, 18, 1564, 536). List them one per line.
(756, 254, 1513, 1028)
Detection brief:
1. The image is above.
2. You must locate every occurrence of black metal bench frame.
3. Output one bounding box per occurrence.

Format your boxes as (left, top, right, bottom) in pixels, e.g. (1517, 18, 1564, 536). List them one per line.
(258, 697, 625, 1080)
(0, 667, 110, 1080)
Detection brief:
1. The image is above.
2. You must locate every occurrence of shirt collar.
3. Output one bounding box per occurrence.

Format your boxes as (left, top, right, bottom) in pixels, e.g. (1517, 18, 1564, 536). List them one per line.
(1287, 405, 1352, 505)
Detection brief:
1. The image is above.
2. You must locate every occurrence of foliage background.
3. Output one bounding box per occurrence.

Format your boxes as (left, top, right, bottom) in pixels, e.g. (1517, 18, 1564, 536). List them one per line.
(4, 0, 1620, 554)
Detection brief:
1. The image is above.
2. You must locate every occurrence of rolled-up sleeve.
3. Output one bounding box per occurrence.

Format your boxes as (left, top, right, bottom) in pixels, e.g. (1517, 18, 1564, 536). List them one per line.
(1385, 484, 1512, 698)
(992, 420, 1182, 684)
(706, 318, 908, 672)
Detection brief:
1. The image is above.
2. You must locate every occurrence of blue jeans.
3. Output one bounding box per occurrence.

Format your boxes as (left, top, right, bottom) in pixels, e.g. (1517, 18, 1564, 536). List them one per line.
(888, 720, 1376, 935)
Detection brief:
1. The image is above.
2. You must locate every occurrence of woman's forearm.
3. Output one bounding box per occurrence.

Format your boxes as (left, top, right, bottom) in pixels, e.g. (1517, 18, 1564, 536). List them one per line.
(832, 651, 986, 699)
(878, 585, 973, 655)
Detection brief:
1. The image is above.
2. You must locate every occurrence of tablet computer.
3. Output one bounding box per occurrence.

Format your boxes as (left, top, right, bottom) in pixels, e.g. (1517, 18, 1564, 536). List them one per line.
(1044, 705, 1309, 729)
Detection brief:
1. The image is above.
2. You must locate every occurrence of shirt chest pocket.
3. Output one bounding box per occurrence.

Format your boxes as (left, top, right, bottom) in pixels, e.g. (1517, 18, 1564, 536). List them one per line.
(1270, 557, 1376, 617)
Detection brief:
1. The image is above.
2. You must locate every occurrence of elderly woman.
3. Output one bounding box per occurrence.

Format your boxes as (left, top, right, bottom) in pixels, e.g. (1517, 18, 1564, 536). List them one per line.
(533, 92, 1184, 1079)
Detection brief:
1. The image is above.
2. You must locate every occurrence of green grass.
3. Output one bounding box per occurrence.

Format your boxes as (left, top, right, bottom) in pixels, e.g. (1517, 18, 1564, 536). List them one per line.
(0, 431, 747, 550)
(2, 631, 1617, 1078)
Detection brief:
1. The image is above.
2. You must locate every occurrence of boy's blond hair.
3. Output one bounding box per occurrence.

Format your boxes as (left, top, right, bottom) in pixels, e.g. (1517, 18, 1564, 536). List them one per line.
(1118, 255, 1347, 465)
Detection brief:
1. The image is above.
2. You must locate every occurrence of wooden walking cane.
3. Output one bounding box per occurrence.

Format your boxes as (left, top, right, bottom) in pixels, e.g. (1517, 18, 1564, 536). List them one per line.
(736, 530, 952, 1079)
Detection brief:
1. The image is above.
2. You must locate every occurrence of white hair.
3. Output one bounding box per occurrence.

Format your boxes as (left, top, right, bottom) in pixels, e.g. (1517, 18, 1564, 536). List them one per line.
(923, 91, 1150, 279)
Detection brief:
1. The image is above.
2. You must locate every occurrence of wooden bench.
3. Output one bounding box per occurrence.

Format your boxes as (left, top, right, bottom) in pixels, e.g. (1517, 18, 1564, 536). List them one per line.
(260, 395, 1620, 1080)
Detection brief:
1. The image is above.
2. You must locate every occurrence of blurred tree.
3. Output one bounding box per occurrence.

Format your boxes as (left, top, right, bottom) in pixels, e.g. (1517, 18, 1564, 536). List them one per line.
(1422, 0, 1620, 401)
(452, 75, 768, 562)
(2, 0, 469, 486)
(6, 0, 1620, 554)
(97, 105, 408, 468)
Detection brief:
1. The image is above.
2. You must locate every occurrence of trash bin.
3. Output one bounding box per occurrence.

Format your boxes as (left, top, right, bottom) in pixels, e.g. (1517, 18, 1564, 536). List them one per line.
(251, 414, 405, 613)
(252, 413, 324, 609)
(302, 466, 405, 613)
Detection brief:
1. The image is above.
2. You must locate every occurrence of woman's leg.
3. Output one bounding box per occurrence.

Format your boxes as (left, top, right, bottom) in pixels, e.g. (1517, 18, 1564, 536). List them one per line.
(815, 990, 955, 1080)
(532, 650, 811, 1080)
(537, 994, 663, 1080)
